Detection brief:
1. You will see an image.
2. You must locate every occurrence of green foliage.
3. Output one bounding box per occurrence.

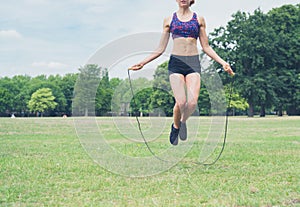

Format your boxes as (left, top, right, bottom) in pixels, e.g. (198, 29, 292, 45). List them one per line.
(28, 77, 67, 115)
(126, 77, 153, 116)
(112, 62, 174, 117)
(0, 87, 13, 114)
(267, 4, 300, 115)
(96, 69, 116, 116)
(27, 88, 57, 116)
(151, 61, 174, 116)
(150, 88, 174, 117)
(59, 73, 78, 115)
(130, 87, 154, 116)
(110, 78, 131, 115)
(210, 4, 300, 116)
(0, 76, 30, 115)
(225, 85, 249, 115)
(198, 84, 210, 115)
(73, 64, 101, 116)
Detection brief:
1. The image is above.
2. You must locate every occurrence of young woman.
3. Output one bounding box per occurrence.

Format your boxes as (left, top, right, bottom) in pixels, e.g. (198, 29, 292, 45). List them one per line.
(130, 0, 234, 145)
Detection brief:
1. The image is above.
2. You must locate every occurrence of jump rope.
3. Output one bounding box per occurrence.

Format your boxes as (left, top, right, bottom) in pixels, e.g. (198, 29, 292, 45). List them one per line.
(127, 67, 235, 166)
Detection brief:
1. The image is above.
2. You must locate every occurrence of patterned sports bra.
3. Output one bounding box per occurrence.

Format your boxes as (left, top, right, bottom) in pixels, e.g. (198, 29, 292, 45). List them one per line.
(170, 12, 200, 39)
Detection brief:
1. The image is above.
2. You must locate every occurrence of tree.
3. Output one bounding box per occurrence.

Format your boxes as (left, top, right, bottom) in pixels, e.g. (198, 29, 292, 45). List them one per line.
(151, 61, 174, 116)
(198, 84, 210, 115)
(28, 82, 66, 116)
(59, 73, 78, 116)
(267, 4, 300, 115)
(127, 77, 153, 116)
(130, 87, 154, 116)
(0, 87, 13, 116)
(210, 5, 300, 116)
(96, 69, 114, 116)
(229, 9, 276, 117)
(11, 75, 32, 116)
(225, 85, 249, 115)
(105, 77, 122, 115)
(73, 64, 101, 116)
(28, 88, 57, 117)
(0, 77, 14, 115)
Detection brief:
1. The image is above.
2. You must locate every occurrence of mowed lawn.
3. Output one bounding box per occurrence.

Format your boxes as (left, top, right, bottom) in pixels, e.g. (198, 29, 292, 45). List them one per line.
(0, 116, 299, 206)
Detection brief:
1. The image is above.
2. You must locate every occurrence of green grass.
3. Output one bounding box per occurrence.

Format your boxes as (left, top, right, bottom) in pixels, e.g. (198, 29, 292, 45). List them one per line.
(0, 116, 299, 206)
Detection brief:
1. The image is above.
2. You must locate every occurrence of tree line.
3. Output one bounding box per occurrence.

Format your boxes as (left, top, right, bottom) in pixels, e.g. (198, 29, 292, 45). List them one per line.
(0, 4, 299, 117)
(0, 63, 248, 117)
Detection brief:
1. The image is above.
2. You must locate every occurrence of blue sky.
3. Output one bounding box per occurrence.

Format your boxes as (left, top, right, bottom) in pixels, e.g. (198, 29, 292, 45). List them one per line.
(0, 0, 298, 77)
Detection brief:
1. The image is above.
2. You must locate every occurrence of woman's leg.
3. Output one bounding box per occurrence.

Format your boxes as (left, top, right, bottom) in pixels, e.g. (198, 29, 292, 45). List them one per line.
(169, 73, 186, 129)
(180, 72, 200, 123)
(169, 72, 200, 144)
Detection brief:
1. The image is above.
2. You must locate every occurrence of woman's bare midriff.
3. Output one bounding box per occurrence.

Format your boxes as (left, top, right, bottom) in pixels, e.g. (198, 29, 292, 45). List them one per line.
(171, 38, 199, 56)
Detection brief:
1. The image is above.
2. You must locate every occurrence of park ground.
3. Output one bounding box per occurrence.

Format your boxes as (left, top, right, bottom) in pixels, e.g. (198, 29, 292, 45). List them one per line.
(0, 116, 299, 206)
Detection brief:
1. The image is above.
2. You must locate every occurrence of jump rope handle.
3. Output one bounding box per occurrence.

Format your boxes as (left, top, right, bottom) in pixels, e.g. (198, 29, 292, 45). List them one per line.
(216, 67, 236, 77)
(128, 65, 143, 71)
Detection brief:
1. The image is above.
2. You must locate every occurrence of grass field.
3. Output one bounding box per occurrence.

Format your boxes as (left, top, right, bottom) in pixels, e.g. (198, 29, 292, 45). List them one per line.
(0, 116, 299, 206)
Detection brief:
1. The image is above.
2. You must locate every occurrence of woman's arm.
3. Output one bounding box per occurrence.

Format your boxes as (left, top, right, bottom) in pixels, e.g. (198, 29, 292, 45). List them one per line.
(130, 17, 171, 70)
(198, 16, 234, 76)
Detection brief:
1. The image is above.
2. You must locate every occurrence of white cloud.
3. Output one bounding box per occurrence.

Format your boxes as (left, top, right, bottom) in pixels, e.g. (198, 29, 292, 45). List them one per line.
(85, 5, 108, 14)
(25, 0, 49, 4)
(32, 61, 68, 69)
(0, 30, 22, 39)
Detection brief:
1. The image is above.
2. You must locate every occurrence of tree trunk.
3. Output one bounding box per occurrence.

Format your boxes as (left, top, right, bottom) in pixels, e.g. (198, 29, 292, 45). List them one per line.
(278, 105, 283, 116)
(248, 101, 254, 117)
(85, 108, 88, 117)
(260, 105, 265, 117)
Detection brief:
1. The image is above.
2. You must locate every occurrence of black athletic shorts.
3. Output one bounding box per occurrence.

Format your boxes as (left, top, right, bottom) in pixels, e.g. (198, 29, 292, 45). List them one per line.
(168, 55, 201, 76)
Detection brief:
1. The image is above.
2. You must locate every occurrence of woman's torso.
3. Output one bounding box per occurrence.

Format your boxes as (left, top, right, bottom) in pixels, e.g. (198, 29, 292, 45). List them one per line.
(167, 12, 200, 56)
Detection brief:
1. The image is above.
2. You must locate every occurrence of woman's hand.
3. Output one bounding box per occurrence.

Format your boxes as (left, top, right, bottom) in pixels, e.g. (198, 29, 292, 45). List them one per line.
(129, 63, 144, 71)
(223, 63, 235, 76)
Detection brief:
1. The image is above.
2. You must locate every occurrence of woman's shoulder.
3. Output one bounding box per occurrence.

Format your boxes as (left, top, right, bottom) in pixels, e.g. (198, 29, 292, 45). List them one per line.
(165, 13, 174, 21)
(164, 15, 173, 25)
(196, 15, 206, 27)
(194, 12, 204, 21)
(164, 11, 177, 21)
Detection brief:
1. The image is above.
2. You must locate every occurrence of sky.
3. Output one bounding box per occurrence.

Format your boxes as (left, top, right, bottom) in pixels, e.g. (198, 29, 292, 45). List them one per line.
(0, 0, 298, 77)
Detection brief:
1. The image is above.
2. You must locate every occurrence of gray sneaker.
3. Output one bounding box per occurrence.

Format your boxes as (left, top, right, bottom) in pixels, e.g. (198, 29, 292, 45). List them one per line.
(179, 122, 187, 141)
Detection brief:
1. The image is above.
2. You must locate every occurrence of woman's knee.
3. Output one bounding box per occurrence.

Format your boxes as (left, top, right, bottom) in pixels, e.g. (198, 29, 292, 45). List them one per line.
(187, 99, 198, 110)
(175, 101, 186, 111)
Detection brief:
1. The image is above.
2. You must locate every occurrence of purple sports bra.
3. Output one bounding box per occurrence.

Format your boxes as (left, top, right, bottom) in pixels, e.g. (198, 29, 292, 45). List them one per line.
(170, 12, 200, 39)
